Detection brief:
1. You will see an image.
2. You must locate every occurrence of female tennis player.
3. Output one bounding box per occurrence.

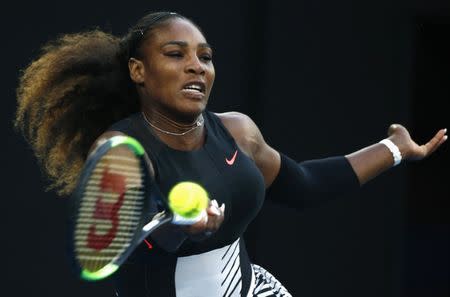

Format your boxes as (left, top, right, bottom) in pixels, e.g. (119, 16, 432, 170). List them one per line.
(14, 11, 447, 297)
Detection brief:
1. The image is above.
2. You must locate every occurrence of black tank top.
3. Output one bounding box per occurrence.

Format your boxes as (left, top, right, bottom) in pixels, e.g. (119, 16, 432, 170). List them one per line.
(109, 111, 265, 297)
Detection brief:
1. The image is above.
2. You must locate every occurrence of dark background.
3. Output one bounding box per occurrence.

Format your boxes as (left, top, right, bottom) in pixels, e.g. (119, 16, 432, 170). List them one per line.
(1, 0, 449, 296)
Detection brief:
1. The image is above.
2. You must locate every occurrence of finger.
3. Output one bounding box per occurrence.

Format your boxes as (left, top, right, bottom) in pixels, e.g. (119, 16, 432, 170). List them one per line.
(184, 211, 208, 234)
(205, 211, 218, 233)
(197, 211, 208, 228)
(207, 203, 225, 232)
(206, 201, 221, 216)
(428, 133, 448, 155)
(215, 203, 226, 229)
(422, 128, 447, 156)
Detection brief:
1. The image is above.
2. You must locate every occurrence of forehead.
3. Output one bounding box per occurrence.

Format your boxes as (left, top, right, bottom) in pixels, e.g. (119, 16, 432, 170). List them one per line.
(148, 18, 207, 46)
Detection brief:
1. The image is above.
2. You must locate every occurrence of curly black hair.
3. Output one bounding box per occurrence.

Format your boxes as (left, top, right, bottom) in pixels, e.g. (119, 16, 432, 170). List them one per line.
(14, 12, 189, 195)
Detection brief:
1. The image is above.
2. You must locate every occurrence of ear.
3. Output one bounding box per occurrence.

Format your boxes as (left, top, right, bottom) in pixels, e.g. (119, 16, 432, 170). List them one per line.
(129, 58, 145, 83)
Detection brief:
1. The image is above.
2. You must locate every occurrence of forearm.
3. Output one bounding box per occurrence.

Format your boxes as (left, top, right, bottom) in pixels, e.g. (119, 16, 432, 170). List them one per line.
(345, 142, 398, 186)
(266, 153, 360, 209)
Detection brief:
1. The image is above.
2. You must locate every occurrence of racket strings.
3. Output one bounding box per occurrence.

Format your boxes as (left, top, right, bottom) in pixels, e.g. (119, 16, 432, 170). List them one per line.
(75, 146, 146, 273)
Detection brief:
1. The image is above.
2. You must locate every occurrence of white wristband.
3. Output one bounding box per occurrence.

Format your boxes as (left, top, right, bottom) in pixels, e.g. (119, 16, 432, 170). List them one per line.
(379, 139, 402, 166)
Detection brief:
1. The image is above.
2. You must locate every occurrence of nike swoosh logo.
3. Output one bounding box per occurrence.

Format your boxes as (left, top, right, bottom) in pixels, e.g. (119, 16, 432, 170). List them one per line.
(225, 150, 238, 165)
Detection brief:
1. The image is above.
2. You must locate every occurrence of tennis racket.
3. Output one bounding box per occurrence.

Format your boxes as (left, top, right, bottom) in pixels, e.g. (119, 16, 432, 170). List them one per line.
(69, 135, 207, 281)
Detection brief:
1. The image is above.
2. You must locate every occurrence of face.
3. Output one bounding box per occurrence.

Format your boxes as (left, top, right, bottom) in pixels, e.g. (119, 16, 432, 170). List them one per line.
(131, 18, 215, 120)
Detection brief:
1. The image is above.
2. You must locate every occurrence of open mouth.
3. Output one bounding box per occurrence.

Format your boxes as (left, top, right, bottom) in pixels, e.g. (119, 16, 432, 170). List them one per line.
(182, 81, 206, 94)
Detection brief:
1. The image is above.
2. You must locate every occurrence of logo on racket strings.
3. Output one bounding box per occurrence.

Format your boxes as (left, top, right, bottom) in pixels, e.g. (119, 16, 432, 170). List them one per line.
(87, 167, 126, 250)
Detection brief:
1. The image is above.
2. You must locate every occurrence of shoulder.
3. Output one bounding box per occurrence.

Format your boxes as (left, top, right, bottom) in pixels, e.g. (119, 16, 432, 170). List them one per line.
(214, 111, 261, 158)
(87, 131, 127, 157)
(214, 111, 256, 133)
(214, 111, 280, 187)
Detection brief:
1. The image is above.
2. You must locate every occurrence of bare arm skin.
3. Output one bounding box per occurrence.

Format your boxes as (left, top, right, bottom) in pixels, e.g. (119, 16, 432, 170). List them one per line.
(217, 112, 281, 187)
(218, 112, 447, 187)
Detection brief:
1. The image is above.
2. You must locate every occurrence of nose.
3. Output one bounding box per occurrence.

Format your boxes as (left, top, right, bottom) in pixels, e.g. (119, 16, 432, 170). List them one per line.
(185, 55, 205, 75)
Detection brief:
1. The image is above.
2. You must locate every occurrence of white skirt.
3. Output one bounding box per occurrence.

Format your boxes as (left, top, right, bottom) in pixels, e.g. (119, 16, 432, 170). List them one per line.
(174, 238, 292, 297)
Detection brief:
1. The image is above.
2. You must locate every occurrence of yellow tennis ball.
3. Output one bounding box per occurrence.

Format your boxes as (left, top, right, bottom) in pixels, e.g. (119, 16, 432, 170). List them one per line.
(168, 182, 209, 218)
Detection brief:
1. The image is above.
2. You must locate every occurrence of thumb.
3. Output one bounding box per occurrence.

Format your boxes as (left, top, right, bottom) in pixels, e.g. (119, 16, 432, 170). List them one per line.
(387, 124, 399, 136)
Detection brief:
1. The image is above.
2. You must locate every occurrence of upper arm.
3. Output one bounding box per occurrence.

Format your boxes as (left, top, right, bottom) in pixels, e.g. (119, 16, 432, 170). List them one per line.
(217, 112, 281, 188)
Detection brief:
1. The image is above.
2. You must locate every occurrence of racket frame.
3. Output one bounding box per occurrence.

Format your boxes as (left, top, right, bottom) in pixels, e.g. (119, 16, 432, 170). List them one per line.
(69, 136, 170, 281)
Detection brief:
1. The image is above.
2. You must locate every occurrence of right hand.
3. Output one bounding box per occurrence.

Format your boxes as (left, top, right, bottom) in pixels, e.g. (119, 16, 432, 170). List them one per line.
(182, 199, 225, 240)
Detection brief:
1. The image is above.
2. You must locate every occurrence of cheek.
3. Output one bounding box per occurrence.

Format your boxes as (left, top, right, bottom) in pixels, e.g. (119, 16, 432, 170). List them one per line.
(207, 66, 216, 85)
(147, 65, 178, 89)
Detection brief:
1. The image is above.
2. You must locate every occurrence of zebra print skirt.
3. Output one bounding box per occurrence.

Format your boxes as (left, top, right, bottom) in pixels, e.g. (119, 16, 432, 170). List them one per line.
(250, 264, 292, 297)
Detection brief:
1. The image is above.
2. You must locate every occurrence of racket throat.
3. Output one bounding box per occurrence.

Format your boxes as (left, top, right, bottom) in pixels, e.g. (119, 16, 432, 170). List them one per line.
(142, 211, 172, 232)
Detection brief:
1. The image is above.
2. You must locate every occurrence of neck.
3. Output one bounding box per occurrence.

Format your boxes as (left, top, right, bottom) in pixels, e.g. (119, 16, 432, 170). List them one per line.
(142, 108, 204, 137)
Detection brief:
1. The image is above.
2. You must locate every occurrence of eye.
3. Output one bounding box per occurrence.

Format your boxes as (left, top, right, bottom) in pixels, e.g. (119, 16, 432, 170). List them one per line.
(200, 54, 213, 62)
(165, 52, 183, 58)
